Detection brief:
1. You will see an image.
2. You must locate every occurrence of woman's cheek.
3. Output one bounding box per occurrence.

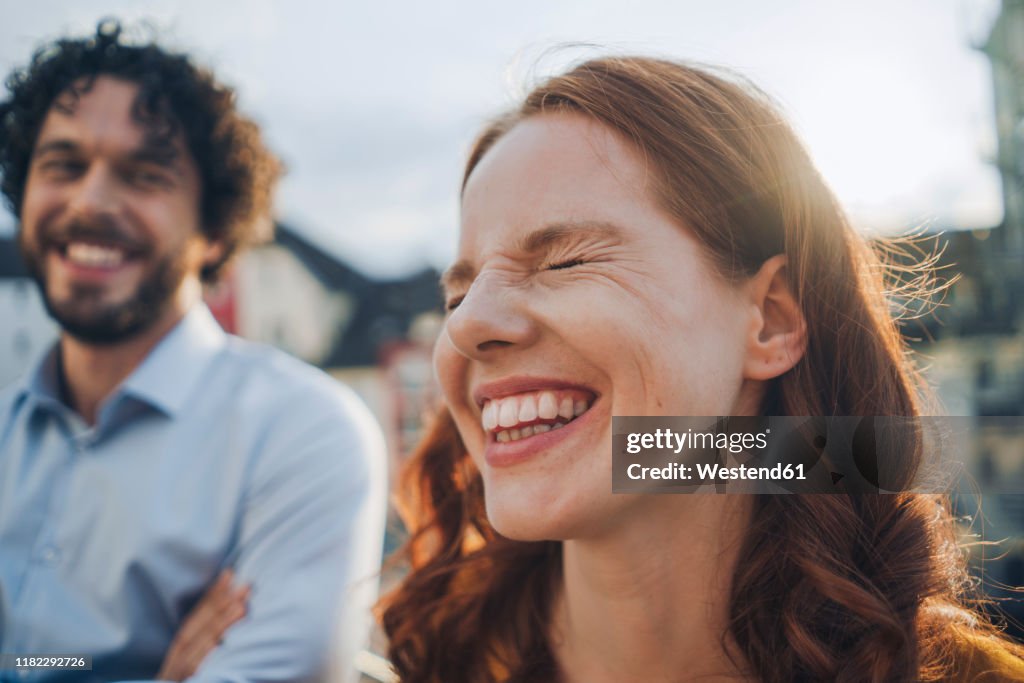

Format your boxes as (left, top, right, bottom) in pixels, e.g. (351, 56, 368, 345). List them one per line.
(434, 338, 471, 418)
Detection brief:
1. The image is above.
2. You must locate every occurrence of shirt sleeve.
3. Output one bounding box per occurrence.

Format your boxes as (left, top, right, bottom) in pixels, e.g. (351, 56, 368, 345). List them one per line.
(185, 381, 388, 683)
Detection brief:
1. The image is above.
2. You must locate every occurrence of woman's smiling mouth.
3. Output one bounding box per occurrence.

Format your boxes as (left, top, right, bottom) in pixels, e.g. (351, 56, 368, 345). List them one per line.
(482, 389, 593, 442)
(474, 380, 599, 467)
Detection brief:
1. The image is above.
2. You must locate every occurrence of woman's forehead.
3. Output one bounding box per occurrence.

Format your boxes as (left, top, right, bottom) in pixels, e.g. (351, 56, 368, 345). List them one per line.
(459, 113, 655, 248)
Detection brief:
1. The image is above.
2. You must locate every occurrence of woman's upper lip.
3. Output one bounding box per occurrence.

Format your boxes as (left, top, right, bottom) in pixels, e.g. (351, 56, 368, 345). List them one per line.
(472, 376, 598, 407)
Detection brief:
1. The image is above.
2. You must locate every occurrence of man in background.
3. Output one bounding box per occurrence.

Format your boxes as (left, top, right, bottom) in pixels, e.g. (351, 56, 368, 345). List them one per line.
(0, 20, 387, 681)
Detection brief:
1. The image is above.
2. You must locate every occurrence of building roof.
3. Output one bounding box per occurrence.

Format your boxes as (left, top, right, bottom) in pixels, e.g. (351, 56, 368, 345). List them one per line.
(272, 223, 371, 294)
(267, 222, 443, 368)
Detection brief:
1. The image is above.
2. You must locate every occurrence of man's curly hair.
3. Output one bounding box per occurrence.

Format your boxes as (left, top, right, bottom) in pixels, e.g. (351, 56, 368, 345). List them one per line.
(0, 19, 281, 282)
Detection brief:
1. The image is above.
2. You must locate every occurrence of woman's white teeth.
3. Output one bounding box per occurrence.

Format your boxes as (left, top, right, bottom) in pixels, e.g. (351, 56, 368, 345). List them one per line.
(558, 398, 574, 420)
(518, 396, 537, 422)
(483, 390, 592, 442)
(482, 401, 499, 431)
(538, 392, 558, 419)
(66, 242, 125, 268)
(498, 399, 519, 428)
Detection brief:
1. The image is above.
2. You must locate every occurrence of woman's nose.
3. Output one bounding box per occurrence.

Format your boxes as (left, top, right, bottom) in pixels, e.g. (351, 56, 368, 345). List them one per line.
(443, 273, 539, 360)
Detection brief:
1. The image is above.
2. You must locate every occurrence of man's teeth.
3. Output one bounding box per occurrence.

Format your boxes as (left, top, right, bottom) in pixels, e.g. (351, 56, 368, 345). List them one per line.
(483, 390, 592, 442)
(65, 242, 125, 268)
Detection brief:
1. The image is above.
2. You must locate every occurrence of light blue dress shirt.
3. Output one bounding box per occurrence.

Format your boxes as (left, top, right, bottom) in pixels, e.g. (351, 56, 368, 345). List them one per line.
(0, 304, 388, 683)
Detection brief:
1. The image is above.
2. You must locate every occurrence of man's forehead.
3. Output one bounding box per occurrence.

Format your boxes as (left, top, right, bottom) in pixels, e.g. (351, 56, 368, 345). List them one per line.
(37, 75, 183, 155)
(49, 76, 140, 124)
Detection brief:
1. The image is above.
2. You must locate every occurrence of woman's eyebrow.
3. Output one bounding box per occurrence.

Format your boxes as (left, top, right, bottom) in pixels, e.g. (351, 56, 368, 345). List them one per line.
(441, 260, 476, 294)
(517, 220, 626, 254)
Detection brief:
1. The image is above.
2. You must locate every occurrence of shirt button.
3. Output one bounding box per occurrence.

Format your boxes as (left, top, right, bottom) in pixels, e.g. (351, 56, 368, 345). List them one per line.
(41, 545, 61, 563)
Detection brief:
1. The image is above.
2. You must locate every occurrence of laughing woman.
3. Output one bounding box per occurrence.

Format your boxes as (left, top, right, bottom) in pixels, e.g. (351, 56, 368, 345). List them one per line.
(380, 57, 1024, 682)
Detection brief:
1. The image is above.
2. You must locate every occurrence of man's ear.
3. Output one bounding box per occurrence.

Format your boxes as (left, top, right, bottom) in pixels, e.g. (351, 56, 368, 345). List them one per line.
(201, 239, 226, 271)
(742, 254, 807, 380)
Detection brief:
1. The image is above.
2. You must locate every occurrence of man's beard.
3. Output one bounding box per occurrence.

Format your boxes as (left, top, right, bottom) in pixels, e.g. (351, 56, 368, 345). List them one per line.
(20, 219, 189, 346)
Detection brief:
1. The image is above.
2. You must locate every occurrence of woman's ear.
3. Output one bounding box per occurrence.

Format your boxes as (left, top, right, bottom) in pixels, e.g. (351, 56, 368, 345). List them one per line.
(743, 254, 807, 380)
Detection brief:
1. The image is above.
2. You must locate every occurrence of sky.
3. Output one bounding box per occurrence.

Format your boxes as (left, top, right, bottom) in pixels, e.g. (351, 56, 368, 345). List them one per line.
(0, 0, 1006, 277)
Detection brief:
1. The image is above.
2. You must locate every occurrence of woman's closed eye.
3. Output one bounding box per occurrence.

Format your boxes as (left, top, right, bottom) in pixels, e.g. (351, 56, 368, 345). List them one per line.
(545, 258, 586, 271)
(445, 256, 592, 310)
(445, 295, 465, 312)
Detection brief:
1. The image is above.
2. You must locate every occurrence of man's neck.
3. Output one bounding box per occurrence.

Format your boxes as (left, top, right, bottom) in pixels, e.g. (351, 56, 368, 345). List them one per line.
(59, 305, 191, 426)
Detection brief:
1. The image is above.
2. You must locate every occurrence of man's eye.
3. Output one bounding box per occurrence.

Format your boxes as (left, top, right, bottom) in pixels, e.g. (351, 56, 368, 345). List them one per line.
(40, 160, 85, 177)
(127, 169, 171, 188)
(446, 295, 465, 312)
(546, 258, 585, 271)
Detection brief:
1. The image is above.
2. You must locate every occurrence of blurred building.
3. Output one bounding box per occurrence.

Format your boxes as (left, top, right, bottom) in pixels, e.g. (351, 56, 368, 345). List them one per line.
(987, 0, 1024, 254)
(911, 0, 1024, 637)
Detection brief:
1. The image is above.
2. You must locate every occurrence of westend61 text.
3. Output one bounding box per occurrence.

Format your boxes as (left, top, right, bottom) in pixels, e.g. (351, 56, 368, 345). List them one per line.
(627, 462, 807, 481)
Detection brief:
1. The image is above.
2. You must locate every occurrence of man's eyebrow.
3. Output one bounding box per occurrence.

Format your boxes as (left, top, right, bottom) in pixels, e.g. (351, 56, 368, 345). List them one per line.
(32, 139, 81, 157)
(128, 139, 181, 168)
(32, 137, 183, 171)
(440, 220, 626, 293)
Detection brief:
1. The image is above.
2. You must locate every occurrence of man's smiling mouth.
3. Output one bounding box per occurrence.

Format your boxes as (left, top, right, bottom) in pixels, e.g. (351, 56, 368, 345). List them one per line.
(61, 241, 129, 269)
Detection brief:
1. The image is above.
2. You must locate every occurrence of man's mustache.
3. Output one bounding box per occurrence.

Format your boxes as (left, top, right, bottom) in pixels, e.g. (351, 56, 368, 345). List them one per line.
(36, 218, 150, 255)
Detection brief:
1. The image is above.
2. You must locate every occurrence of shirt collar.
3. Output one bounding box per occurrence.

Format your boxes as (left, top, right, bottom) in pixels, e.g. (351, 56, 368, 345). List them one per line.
(119, 304, 227, 417)
(17, 343, 64, 410)
(16, 304, 227, 419)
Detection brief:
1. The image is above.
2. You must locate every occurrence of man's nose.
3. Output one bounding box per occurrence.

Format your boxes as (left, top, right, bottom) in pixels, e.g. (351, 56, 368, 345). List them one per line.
(65, 164, 120, 222)
(444, 273, 539, 360)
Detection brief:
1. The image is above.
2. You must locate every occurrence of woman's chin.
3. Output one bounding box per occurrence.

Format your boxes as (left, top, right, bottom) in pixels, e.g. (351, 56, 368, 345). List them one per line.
(485, 497, 575, 542)
(484, 486, 610, 542)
